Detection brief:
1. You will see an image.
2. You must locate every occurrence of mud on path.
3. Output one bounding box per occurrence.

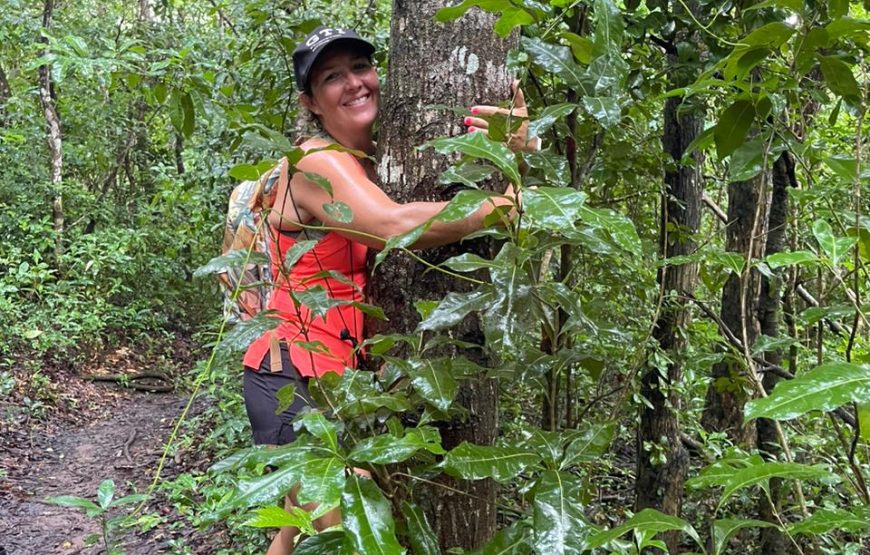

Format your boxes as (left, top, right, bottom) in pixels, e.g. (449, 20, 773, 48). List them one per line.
(0, 388, 189, 554)
(0, 339, 228, 555)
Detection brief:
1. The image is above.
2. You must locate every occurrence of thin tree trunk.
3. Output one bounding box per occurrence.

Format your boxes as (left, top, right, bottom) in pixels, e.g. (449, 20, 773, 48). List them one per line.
(756, 152, 795, 554)
(370, 1, 516, 549)
(635, 58, 702, 553)
(0, 62, 11, 126)
(38, 0, 64, 262)
(701, 170, 770, 444)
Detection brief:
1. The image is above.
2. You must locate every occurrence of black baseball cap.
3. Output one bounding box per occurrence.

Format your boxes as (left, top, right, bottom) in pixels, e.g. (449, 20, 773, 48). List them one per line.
(293, 26, 375, 92)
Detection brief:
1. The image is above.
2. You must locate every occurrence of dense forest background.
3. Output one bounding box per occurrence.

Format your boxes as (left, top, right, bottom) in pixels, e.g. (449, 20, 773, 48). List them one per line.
(1, 0, 868, 553)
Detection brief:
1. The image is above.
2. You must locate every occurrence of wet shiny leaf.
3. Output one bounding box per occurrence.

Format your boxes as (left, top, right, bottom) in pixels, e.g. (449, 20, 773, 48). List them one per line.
(745, 362, 870, 421)
(341, 475, 405, 555)
(532, 471, 592, 554)
(444, 442, 542, 482)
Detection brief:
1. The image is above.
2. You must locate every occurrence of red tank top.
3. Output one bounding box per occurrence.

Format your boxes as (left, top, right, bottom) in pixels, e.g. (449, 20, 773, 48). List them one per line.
(242, 226, 368, 377)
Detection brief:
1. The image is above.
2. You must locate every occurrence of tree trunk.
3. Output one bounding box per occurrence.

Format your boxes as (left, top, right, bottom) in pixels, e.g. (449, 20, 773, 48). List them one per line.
(370, 1, 516, 550)
(701, 170, 770, 444)
(0, 62, 11, 127)
(635, 57, 702, 553)
(38, 0, 64, 262)
(756, 152, 795, 554)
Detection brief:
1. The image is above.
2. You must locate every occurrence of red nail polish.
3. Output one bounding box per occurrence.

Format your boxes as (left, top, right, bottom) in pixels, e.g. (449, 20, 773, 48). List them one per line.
(464, 117, 471, 125)
(467, 126, 476, 133)
(471, 108, 479, 115)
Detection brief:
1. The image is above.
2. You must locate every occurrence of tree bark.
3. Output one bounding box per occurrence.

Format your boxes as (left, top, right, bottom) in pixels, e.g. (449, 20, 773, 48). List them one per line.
(635, 60, 702, 553)
(370, 1, 516, 550)
(38, 0, 64, 262)
(0, 62, 11, 127)
(701, 170, 770, 444)
(756, 152, 795, 554)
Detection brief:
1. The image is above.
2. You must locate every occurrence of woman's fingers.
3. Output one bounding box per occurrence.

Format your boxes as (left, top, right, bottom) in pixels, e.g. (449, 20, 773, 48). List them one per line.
(511, 80, 527, 110)
(464, 116, 489, 129)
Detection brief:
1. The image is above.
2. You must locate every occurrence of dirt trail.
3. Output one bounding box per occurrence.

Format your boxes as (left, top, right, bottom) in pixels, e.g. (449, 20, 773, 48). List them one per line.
(0, 389, 186, 554)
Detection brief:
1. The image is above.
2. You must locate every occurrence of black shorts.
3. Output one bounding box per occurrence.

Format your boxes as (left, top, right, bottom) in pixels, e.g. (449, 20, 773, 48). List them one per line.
(243, 345, 315, 445)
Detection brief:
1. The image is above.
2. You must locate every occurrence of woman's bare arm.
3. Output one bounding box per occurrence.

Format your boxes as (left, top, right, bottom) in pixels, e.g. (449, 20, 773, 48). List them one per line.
(269, 146, 513, 250)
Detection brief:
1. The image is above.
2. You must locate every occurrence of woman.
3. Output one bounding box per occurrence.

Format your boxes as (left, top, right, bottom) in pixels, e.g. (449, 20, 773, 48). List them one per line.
(242, 26, 533, 555)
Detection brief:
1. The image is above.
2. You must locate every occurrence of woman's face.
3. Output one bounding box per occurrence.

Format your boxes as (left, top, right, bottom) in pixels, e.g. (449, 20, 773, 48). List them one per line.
(303, 45, 379, 135)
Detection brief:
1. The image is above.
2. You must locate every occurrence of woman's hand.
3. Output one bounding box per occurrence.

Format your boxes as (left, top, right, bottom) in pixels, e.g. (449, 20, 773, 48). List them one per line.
(465, 80, 541, 153)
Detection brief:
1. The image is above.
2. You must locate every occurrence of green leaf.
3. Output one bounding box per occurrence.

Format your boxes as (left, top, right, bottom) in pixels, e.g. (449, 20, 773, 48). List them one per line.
(274, 384, 297, 415)
(301, 411, 339, 452)
(765, 250, 818, 269)
(228, 163, 262, 181)
(349, 427, 444, 465)
(826, 17, 870, 40)
(303, 171, 334, 196)
(828, 0, 849, 19)
(283, 240, 318, 270)
(824, 155, 859, 183)
(439, 162, 495, 187)
(578, 207, 641, 256)
(561, 422, 617, 469)
(194, 250, 271, 278)
(713, 519, 777, 555)
(493, 7, 536, 37)
(813, 219, 857, 265)
(435, 189, 499, 223)
(528, 103, 577, 139)
(859, 404, 870, 442)
(181, 92, 195, 138)
(406, 359, 459, 412)
(470, 520, 534, 554)
(297, 456, 346, 507)
(740, 22, 795, 48)
(561, 33, 593, 64)
(714, 100, 755, 159)
(424, 132, 521, 185)
(532, 471, 593, 554)
(746, 362, 870, 421)
(341, 475, 404, 555)
(444, 442, 542, 482)
(417, 289, 495, 332)
(323, 201, 353, 224)
(716, 462, 833, 510)
(580, 96, 621, 128)
(789, 507, 870, 536)
(521, 36, 586, 90)
(435, 0, 512, 22)
(401, 502, 440, 555)
(228, 451, 312, 509)
(818, 55, 860, 99)
(97, 479, 115, 509)
(728, 135, 787, 182)
(44, 495, 102, 516)
(243, 506, 315, 535)
(709, 250, 745, 275)
(293, 286, 348, 319)
(441, 252, 498, 273)
(295, 530, 354, 555)
(587, 509, 700, 550)
(108, 493, 150, 508)
(523, 187, 587, 230)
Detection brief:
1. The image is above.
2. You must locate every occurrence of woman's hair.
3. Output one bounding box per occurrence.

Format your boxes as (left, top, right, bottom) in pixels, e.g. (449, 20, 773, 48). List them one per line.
(293, 100, 324, 144)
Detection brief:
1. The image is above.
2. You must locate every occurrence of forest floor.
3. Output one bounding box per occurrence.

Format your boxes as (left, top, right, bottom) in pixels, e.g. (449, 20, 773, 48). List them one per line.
(0, 339, 230, 554)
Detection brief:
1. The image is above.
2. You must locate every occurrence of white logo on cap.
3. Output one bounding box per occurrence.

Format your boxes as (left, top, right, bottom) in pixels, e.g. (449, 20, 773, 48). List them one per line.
(306, 28, 348, 51)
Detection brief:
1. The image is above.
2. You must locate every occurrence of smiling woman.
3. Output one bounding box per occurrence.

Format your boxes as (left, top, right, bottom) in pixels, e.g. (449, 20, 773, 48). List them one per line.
(241, 25, 534, 555)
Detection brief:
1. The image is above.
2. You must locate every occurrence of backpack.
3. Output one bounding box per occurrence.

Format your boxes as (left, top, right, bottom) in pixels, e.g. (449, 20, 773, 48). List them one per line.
(217, 158, 288, 324)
